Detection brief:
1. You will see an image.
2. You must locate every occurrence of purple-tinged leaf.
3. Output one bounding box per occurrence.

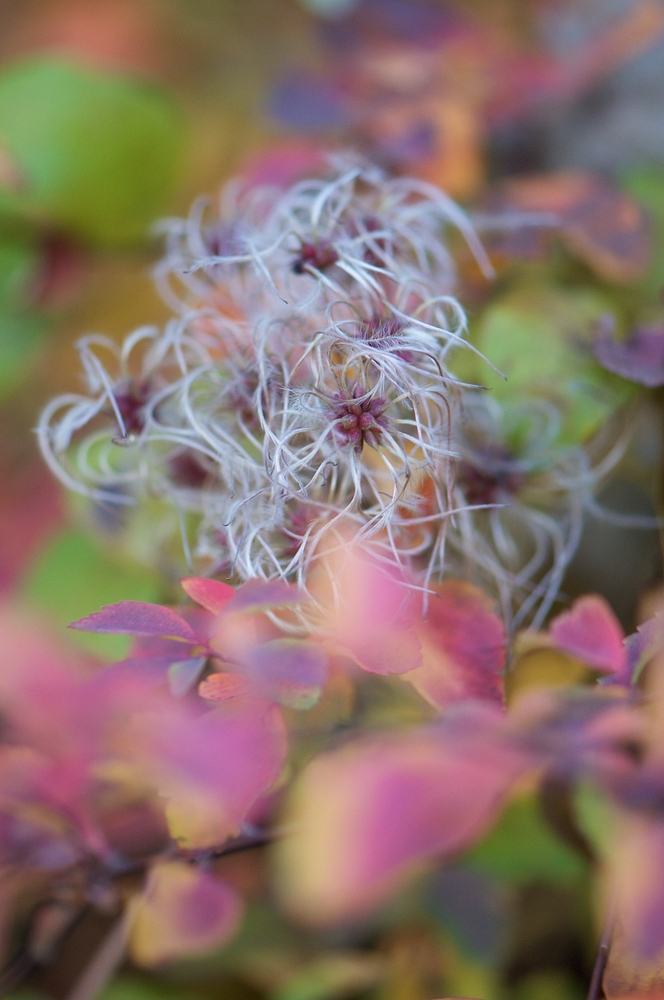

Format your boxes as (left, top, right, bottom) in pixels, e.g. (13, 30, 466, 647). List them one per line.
(69, 601, 197, 642)
(168, 657, 208, 698)
(224, 578, 304, 615)
(549, 595, 626, 675)
(325, 0, 462, 48)
(267, 74, 351, 132)
(92, 656, 177, 691)
(241, 639, 328, 710)
(490, 173, 651, 284)
(128, 861, 243, 966)
(129, 625, 208, 660)
(372, 122, 437, 168)
(180, 577, 235, 615)
(593, 324, 664, 388)
(0, 607, 102, 779)
(625, 614, 664, 684)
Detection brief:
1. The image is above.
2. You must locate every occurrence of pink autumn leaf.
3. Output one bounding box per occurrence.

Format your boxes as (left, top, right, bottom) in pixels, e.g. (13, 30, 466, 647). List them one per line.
(0, 605, 286, 862)
(224, 578, 305, 615)
(0, 606, 102, 773)
(0, 746, 84, 871)
(128, 860, 243, 966)
(126, 696, 287, 849)
(180, 577, 235, 615)
(0, 606, 187, 856)
(95, 655, 180, 688)
(548, 595, 626, 676)
(275, 703, 529, 924)
(70, 601, 197, 643)
(407, 582, 506, 710)
(319, 547, 422, 675)
(180, 576, 302, 623)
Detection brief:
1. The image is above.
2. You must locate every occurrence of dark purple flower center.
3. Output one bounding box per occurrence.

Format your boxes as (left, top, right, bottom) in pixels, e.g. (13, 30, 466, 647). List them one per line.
(203, 222, 240, 258)
(457, 451, 524, 506)
(112, 381, 152, 436)
(357, 313, 416, 363)
(168, 449, 210, 489)
(292, 240, 339, 274)
(327, 385, 390, 454)
(358, 313, 405, 347)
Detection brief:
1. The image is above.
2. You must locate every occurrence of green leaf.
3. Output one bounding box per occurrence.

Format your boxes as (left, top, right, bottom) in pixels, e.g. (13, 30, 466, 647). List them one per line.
(3, 993, 49, 1000)
(512, 971, 585, 1000)
(464, 793, 586, 885)
(272, 955, 384, 1000)
(0, 229, 49, 399)
(98, 977, 200, 1000)
(620, 167, 664, 299)
(472, 285, 634, 446)
(0, 227, 38, 308)
(19, 527, 162, 659)
(0, 58, 184, 247)
(0, 308, 49, 399)
(572, 781, 616, 860)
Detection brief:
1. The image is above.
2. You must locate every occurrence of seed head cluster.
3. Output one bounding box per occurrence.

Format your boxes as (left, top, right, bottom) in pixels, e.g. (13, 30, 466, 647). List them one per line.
(39, 160, 621, 627)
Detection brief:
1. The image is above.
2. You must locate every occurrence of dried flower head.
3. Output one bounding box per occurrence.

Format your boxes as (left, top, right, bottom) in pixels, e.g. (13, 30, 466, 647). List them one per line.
(39, 158, 626, 626)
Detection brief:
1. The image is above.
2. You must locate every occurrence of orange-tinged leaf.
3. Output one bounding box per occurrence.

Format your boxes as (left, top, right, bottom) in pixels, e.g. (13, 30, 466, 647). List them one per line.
(180, 577, 235, 615)
(199, 672, 253, 702)
(491, 172, 651, 284)
(128, 860, 242, 966)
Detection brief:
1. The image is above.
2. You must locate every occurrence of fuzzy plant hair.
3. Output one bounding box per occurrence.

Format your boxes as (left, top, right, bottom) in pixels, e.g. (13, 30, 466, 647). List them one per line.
(38, 159, 625, 628)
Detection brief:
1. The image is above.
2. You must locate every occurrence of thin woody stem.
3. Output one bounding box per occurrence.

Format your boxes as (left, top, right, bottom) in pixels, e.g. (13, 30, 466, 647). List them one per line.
(65, 915, 129, 1000)
(0, 826, 284, 998)
(587, 903, 617, 1000)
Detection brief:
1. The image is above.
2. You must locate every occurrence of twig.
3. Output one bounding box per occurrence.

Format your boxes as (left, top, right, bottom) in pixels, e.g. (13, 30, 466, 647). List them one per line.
(0, 902, 87, 999)
(65, 915, 129, 1000)
(0, 948, 37, 997)
(587, 903, 617, 1000)
(0, 825, 287, 997)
